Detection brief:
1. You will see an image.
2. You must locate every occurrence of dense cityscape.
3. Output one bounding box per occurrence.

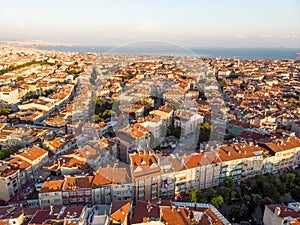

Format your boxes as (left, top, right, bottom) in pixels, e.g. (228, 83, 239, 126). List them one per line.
(0, 43, 299, 225)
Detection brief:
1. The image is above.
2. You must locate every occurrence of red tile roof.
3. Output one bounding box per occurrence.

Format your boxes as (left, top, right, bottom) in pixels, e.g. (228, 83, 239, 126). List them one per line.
(132, 201, 160, 224)
(111, 201, 131, 224)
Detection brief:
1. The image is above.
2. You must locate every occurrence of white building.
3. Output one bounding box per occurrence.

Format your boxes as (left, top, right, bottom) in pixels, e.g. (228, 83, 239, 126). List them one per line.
(0, 87, 19, 104)
(174, 110, 203, 136)
(263, 203, 300, 225)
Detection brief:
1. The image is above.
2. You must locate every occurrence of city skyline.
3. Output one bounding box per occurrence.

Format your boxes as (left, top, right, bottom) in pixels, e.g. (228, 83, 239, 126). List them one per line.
(1, 0, 300, 48)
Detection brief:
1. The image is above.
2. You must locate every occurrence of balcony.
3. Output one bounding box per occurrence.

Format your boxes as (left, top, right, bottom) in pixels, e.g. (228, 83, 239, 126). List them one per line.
(138, 186, 145, 191)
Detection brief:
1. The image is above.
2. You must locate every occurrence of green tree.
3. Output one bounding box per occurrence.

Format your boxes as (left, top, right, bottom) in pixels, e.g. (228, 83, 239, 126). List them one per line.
(219, 79, 228, 87)
(205, 188, 217, 201)
(196, 190, 203, 202)
(229, 205, 241, 222)
(16, 76, 25, 81)
(41, 91, 47, 96)
(0, 150, 9, 160)
(223, 177, 234, 189)
(291, 187, 300, 201)
(263, 197, 274, 205)
(197, 122, 212, 143)
(0, 105, 11, 116)
(219, 186, 232, 201)
(277, 182, 287, 195)
(286, 173, 296, 188)
(188, 190, 198, 203)
(167, 125, 181, 138)
(173, 126, 182, 138)
(211, 195, 224, 208)
(92, 114, 103, 123)
(280, 173, 296, 189)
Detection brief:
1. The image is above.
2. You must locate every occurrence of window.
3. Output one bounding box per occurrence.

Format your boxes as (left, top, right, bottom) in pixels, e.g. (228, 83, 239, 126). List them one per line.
(70, 198, 77, 203)
(40, 193, 49, 197)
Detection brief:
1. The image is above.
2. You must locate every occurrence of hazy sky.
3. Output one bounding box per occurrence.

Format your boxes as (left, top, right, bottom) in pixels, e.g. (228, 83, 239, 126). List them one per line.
(1, 0, 300, 47)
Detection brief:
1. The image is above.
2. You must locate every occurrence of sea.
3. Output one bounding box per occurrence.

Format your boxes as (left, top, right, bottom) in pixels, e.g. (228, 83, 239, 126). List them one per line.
(36, 45, 300, 60)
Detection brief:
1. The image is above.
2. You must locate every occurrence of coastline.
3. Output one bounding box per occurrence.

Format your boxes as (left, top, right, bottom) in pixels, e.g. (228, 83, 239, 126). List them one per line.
(34, 45, 300, 60)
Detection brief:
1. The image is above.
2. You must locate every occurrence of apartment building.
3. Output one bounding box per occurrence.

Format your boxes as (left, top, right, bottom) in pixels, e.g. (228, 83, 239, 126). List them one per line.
(149, 106, 174, 127)
(217, 143, 267, 183)
(0, 206, 25, 225)
(139, 116, 164, 140)
(15, 145, 49, 175)
(258, 137, 300, 172)
(130, 150, 162, 202)
(174, 110, 203, 136)
(263, 203, 300, 225)
(39, 179, 64, 207)
(131, 200, 230, 225)
(62, 175, 93, 205)
(28, 205, 86, 225)
(8, 156, 33, 185)
(117, 124, 151, 163)
(110, 201, 131, 225)
(0, 87, 19, 104)
(0, 163, 21, 201)
(92, 166, 132, 204)
(82, 122, 108, 138)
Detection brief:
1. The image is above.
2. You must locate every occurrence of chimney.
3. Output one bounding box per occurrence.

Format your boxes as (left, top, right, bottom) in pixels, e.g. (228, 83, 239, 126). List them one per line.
(275, 207, 281, 216)
(157, 156, 160, 166)
(172, 206, 176, 212)
(49, 205, 54, 215)
(130, 158, 134, 167)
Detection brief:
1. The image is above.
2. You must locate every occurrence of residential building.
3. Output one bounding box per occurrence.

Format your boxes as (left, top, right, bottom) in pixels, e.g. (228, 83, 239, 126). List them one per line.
(0, 87, 19, 104)
(15, 145, 49, 174)
(62, 175, 93, 205)
(110, 201, 132, 225)
(92, 165, 132, 204)
(174, 110, 203, 136)
(0, 163, 21, 201)
(38, 179, 64, 207)
(149, 106, 174, 127)
(28, 205, 87, 225)
(263, 203, 300, 225)
(130, 150, 162, 202)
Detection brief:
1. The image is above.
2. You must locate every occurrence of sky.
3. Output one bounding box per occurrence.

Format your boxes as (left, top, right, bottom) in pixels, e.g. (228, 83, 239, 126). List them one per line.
(1, 0, 300, 48)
